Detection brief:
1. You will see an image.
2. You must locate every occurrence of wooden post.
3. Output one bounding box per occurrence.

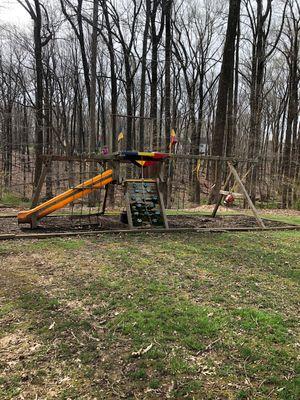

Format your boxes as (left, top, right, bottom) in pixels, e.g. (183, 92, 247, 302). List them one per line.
(101, 184, 109, 215)
(30, 214, 38, 229)
(156, 179, 169, 229)
(125, 191, 134, 229)
(228, 162, 266, 229)
(212, 170, 233, 217)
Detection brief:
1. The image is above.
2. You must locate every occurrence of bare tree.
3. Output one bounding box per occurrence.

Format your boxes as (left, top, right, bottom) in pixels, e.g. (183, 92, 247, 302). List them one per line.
(281, 0, 300, 207)
(17, 0, 52, 189)
(138, 0, 151, 151)
(209, 0, 241, 203)
(245, 0, 286, 202)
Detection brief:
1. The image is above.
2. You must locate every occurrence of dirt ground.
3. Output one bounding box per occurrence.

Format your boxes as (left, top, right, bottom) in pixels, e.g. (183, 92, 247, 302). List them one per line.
(0, 207, 295, 235)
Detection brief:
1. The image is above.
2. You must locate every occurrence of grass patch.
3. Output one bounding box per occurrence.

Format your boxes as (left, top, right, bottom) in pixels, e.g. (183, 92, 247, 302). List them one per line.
(0, 191, 30, 207)
(261, 214, 300, 225)
(232, 308, 288, 343)
(113, 295, 220, 350)
(0, 226, 299, 399)
(25, 238, 86, 251)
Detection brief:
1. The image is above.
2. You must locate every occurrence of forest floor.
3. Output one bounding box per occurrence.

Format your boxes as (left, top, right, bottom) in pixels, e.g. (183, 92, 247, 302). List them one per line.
(0, 213, 299, 399)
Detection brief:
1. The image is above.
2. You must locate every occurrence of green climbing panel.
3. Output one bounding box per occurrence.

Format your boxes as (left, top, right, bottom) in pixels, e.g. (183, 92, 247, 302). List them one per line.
(124, 179, 168, 229)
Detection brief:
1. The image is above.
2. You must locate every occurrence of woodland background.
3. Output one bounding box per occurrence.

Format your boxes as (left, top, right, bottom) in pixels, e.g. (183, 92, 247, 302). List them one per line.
(0, 0, 299, 209)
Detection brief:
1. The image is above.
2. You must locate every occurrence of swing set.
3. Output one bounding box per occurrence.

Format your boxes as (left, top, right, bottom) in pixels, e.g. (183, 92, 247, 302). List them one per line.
(211, 162, 266, 228)
(17, 152, 266, 231)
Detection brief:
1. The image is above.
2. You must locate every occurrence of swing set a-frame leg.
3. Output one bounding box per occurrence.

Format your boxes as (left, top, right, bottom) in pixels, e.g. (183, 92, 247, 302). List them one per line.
(212, 171, 233, 217)
(212, 162, 266, 229)
(227, 163, 265, 229)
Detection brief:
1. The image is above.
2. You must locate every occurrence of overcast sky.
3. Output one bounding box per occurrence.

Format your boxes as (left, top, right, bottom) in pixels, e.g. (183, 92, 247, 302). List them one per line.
(0, 0, 31, 26)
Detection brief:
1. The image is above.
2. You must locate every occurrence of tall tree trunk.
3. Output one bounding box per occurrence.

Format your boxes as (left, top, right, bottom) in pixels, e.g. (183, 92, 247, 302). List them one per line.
(150, 1, 164, 149)
(209, 0, 241, 203)
(282, 7, 299, 208)
(101, 0, 118, 152)
(33, 0, 44, 189)
(89, 0, 98, 157)
(139, 0, 151, 150)
(88, 0, 99, 205)
(125, 55, 133, 150)
(164, 0, 172, 150)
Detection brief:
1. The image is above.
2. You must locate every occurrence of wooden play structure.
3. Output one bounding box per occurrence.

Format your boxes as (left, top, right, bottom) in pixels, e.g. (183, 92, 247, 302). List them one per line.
(17, 152, 267, 231)
(17, 151, 170, 229)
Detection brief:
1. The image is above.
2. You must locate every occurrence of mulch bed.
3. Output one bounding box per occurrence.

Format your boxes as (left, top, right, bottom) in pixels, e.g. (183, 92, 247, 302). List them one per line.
(0, 212, 291, 235)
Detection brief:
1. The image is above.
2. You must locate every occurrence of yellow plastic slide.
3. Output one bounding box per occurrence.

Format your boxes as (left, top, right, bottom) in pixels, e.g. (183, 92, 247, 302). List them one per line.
(17, 169, 113, 225)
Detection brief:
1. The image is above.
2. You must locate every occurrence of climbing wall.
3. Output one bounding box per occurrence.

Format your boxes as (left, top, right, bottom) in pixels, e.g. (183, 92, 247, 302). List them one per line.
(124, 179, 168, 229)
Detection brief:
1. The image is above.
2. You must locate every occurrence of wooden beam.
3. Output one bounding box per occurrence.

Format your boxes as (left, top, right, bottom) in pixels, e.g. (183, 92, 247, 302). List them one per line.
(1, 225, 300, 241)
(156, 179, 169, 229)
(102, 184, 109, 215)
(219, 190, 244, 198)
(228, 162, 266, 229)
(212, 171, 233, 217)
(170, 154, 259, 163)
(40, 154, 116, 162)
(39, 153, 260, 164)
(124, 190, 134, 229)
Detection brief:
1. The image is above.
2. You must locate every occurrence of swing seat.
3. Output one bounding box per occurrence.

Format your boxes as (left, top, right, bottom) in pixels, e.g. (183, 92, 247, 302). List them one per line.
(219, 190, 244, 199)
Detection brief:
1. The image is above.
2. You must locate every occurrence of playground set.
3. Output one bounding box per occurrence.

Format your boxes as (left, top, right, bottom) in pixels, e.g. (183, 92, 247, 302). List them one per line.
(13, 150, 278, 232)
(0, 150, 298, 239)
(17, 151, 170, 230)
